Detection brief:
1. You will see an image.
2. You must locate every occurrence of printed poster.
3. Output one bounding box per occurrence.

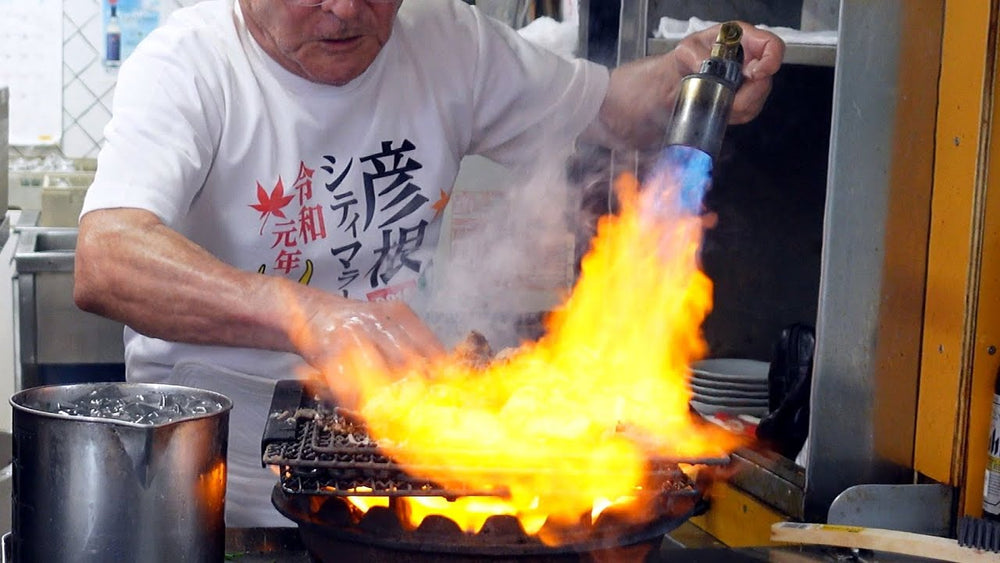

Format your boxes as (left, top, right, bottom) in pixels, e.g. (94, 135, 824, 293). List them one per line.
(102, 0, 160, 67)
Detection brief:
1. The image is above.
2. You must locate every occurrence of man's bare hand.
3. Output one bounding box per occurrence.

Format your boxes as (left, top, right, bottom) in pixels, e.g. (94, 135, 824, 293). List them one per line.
(292, 292, 445, 372)
(583, 21, 785, 149)
(286, 288, 445, 405)
(672, 22, 785, 124)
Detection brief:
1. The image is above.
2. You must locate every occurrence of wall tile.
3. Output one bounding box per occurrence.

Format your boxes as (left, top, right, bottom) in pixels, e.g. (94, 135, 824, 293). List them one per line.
(64, 33, 99, 75)
(63, 0, 98, 29)
(62, 123, 99, 159)
(62, 79, 95, 118)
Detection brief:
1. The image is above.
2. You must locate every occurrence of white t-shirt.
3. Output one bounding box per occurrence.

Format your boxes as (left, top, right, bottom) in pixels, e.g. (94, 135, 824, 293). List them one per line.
(83, 0, 609, 383)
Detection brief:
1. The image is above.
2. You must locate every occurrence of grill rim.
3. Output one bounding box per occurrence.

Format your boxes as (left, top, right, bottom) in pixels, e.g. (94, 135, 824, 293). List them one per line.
(262, 379, 722, 556)
(271, 485, 709, 557)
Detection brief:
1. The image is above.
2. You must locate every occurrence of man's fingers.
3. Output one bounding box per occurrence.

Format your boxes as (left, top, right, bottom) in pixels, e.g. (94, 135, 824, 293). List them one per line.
(739, 27, 785, 79)
(318, 336, 390, 409)
(395, 314, 447, 358)
(365, 302, 446, 364)
(732, 78, 773, 124)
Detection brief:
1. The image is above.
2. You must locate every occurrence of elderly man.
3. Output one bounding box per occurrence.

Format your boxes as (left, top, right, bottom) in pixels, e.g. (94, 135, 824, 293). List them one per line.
(74, 0, 783, 526)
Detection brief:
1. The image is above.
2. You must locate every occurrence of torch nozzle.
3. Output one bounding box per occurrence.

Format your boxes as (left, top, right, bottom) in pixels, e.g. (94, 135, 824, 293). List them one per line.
(711, 22, 744, 62)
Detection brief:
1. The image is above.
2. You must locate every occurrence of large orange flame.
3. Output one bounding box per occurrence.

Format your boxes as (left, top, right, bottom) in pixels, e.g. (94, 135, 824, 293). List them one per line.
(295, 159, 744, 542)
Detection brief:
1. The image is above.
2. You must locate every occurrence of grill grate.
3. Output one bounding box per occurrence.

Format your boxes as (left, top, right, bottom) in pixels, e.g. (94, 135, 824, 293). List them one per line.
(261, 380, 729, 498)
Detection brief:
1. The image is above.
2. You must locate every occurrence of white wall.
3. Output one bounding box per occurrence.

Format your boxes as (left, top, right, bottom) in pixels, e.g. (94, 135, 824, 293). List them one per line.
(57, 0, 197, 159)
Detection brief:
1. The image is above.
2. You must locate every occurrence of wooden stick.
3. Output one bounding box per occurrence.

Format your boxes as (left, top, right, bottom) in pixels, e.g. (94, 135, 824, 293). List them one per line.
(771, 522, 1000, 562)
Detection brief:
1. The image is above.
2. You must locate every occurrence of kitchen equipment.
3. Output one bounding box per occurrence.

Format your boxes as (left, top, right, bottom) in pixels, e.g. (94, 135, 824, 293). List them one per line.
(39, 171, 93, 227)
(691, 359, 770, 384)
(261, 380, 729, 560)
(772, 521, 999, 562)
(688, 359, 770, 418)
(757, 325, 815, 460)
(689, 400, 768, 418)
(1, 526, 315, 563)
(690, 382, 768, 399)
(1, 86, 8, 218)
(10, 382, 232, 562)
(661, 21, 743, 161)
(14, 210, 126, 388)
(688, 376, 767, 393)
(957, 516, 1000, 552)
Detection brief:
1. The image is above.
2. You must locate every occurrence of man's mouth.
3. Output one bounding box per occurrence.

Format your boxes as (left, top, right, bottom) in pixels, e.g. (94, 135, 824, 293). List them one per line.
(319, 35, 363, 46)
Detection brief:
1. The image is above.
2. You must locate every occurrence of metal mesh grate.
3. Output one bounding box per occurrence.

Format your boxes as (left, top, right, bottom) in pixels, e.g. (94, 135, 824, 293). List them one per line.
(262, 380, 729, 499)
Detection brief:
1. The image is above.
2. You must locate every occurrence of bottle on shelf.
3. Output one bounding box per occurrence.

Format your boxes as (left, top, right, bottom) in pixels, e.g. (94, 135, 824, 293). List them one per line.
(983, 364, 1000, 521)
(105, 0, 121, 68)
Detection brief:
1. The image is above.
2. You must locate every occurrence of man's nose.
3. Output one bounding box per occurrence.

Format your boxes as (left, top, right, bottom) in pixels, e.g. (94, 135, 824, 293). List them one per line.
(319, 0, 362, 18)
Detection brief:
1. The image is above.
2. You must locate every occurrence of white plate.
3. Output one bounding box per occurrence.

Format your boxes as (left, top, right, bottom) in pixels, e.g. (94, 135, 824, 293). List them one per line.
(691, 359, 770, 384)
(690, 400, 768, 417)
(690, 383, 769, 400)
(689, 376, 768, 392)
(690, 394, 768, 407)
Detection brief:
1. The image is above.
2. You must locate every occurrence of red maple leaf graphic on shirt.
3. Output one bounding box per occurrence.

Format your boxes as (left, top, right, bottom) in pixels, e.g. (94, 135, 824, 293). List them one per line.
(250, 179, 294, 235)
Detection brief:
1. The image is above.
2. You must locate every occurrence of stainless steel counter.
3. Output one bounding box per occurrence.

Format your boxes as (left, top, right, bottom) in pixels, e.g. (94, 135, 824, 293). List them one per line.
(0, 214, 9, 254)
(0, 432, 951, 561)
(0, 432, 9, 538)
(224, 527, 310, 562)
(218, 525, 949, 562)
(13, 210, 125, 389)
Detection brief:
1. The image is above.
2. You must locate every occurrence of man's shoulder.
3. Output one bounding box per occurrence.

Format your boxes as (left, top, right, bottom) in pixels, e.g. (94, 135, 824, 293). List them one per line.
(126, 0, 237, 69)
(392, 0, 490, 70)
(139, 0, 233, 50)
(396, 0, 478, 36)
(166, 0, 232, 28)
(398, 0, 470, 18)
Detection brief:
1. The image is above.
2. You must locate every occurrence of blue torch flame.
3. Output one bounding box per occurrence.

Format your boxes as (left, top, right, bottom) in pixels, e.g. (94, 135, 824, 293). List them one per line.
(643, 145, 714, 222)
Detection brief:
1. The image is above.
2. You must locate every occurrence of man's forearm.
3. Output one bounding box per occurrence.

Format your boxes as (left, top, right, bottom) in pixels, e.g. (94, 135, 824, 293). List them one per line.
(578, 54, 687, 151)
(74, 208, 300, 354)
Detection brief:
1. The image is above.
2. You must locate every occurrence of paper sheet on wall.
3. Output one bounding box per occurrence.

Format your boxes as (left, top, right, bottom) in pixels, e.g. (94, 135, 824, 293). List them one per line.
(0, 0, 63, 145)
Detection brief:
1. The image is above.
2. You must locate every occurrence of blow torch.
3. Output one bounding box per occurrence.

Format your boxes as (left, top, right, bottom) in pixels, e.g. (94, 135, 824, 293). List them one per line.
(662, 22, 745, 161)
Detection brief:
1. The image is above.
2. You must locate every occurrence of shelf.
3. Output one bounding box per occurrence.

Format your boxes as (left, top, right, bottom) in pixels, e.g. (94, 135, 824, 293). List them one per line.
(647, 38, 837, 67)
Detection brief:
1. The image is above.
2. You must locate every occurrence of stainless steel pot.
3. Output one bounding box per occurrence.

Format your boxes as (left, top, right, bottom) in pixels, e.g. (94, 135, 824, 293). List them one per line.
(9, 383, 232, 562)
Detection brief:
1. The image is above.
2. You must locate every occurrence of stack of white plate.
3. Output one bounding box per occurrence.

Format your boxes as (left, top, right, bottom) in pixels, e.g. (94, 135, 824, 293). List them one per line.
(689, 358, 770, 417)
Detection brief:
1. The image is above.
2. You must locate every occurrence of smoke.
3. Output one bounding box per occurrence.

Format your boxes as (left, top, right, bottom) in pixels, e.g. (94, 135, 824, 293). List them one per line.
(414, 141, 715, 354)
(406, 3, 600, 352)
(416, 148, 582, 352)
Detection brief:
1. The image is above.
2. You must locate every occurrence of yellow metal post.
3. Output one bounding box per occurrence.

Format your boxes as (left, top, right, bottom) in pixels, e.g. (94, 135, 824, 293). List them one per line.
(915, 0, 1000, 518)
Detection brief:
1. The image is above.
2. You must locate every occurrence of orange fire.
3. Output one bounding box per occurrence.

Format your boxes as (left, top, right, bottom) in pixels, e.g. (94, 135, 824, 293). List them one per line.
(296, 161, 744, 542)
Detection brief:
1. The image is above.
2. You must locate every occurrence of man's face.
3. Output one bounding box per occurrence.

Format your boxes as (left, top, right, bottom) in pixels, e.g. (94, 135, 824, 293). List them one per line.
(240, 0, 403, 86)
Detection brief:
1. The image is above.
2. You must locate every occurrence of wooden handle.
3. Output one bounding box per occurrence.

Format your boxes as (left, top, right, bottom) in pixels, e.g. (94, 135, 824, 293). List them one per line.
(771, 522, 1000, 562)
